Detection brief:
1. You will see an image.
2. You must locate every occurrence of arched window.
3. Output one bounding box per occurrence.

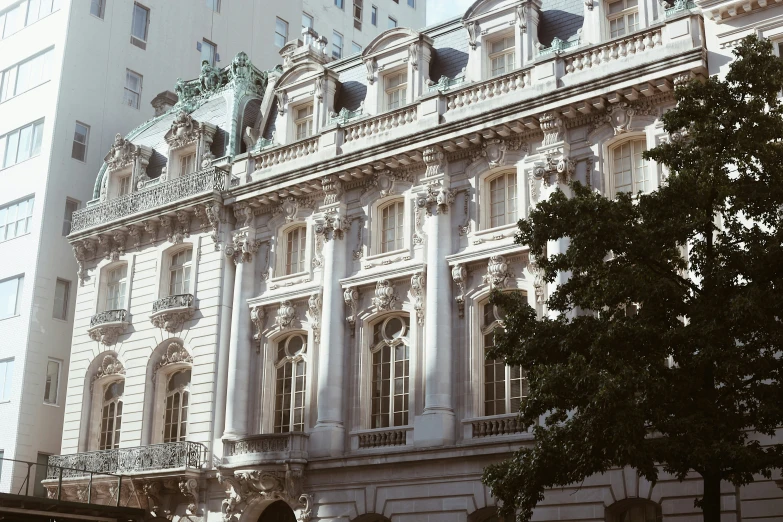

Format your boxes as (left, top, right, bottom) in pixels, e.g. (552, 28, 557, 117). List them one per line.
(486, 172, 517, 229)
(611, 138, 649, 195)
(168, 249, 192, 295)
(285, 226, 307, 275)
(104, 265, 127, 311)
(274, 333, 307, 433)
(371, 315, 410, 428)
(99, 380, 124, 450)
(163, 369, 190, 442)
(482, 300, 527, 416)
(608, 500, 661, 522)
(379, 200, 404, 253)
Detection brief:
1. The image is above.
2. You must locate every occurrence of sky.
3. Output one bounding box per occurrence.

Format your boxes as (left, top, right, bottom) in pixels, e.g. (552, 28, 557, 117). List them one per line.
(425, 0, 475, 25)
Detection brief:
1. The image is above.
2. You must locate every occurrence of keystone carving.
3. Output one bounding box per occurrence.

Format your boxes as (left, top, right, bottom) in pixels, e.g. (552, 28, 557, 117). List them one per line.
(275, 301, 297, 330)
(91, 354, 125, 389)
(484, 255, 513, 289)
(104, 134, 141, 172)
(218, 470, 312, 522)
(251, 306, 265, 347)
(372, 279, 398, 312)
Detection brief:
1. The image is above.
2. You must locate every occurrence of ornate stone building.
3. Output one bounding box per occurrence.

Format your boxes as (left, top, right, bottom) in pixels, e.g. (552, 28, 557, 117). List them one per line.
(47, 0, 783, 520)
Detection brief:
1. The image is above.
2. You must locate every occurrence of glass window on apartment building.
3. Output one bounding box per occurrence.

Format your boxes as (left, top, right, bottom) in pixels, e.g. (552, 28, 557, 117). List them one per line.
(354, 0, 362, 30)
(0, 359, 13, 401)
(44, 358, 61, 404)
(52, 280, 69, 321)
(206, 0, 220, 12)
(352, 42, 362, 55)
(407, 0, 414, 6)
(130, 3, 149, 49)
(335, 0, 344, 9)
(0, 121, 44, 169)
(62, 198, 78, 236)
(0, 277, 23, 320)
(388, 16, 397, 28)
(275, 17, 288, 48)
(332, 31, 343, 59)
(201, 39, 217, 65)
(0, 196, 34, 241)
(302, 12, 313, 29)
(371, 5, 377, 25)
(71, 122, 89, 161)
(124, 69, 142, 109)
(0, 48, 54, 102)
(0, 0, 61, 39)
(90, 0, 105, 18)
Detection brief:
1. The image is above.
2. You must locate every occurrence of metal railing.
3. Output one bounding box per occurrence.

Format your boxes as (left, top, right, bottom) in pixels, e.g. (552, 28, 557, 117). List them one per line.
(89, 309, 127, 328)
(47, 441, 208, 480)
(152, 294, 194, 313)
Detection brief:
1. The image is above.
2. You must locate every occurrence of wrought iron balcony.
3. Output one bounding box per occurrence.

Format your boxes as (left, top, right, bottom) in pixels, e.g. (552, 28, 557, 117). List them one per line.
(70, 166, 229, 234)
(222, 433, 308, 467)
(46, 441, 208, 479)
(151, 294, 195, 333)
(87, 309, 129, 346)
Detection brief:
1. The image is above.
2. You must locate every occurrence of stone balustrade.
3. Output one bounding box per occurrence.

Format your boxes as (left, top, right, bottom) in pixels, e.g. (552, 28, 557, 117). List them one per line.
(468, 415, 526, 438)
(70, 166, 229, 234)
(563, 26, 664, 77)
(253, 136, 319, 170)
(46, 441, 207, 479)
(356, 428, 410, 449)
(222, 433, 309, 466)
(444, 68, 532, 113)
(342, 104, 419, 143)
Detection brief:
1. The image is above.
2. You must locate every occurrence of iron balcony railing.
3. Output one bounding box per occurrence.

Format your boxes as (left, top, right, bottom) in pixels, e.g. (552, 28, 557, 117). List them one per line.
(70, 166, 229, 233)
(46, 441, 208, 479)
(89, 309, 127, 328)
(152, 293, 194, 314)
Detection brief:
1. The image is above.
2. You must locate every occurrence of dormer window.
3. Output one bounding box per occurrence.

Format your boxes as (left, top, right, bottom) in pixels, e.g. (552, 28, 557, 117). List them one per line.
(294, 104, 314, 140)
(489, 36, 514, 77)
(607, 0, 638, 38)
(384, 72, 407, 110)
(117, 175, 132, 197)
(179, 152, 196, 176)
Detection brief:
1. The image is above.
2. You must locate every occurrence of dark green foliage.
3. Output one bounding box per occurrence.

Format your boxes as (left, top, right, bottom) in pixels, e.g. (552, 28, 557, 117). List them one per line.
(482, 36, 783, 522)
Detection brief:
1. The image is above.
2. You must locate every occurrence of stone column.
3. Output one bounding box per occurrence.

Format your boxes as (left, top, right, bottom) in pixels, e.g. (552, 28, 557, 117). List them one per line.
(223, 204, 259, 439)
(415, 146, 457, 447)
(309, 175, 350, 457)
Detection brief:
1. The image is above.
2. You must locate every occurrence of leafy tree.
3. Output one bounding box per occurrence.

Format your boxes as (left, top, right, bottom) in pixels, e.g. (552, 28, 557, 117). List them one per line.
(482, 36, 783, 522)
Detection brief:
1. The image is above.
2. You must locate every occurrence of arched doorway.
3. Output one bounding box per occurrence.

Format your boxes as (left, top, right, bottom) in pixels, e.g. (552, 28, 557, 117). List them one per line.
(258, 500, 296, 522)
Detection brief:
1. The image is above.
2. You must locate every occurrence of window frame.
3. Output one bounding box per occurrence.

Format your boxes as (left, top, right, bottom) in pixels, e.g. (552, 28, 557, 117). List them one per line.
(90, 0, 105, 19)
(200, 38, 217, 66)
(103, 263, 128, 312)
(0, 47, 54, 102)
(130, 2, 149, 49)
(388, 16, 397, 29)
(283, 225, 308, 276)
(335, 0, 345, 9)
(371, 4, 378, 25)
(378, 199, 405, 254)
(273, 333, 308, 434)
(0, 275, 24, 320)
(274, 17, 288, 48)
(62, 198, 79, 236)
(367, 314, 411, 429)
(354, 0, 362, 30)
(383, 70, 408, 111)
(163, 369, 191, 443)
(71, 121, 89, 162)
(293, 103, 314, 141)
(98, 379, 124, 450)
(0, 119, 44, 169)
(206, 0, 220, 13)
(52, 278, 69, 321)
(407, 0, 415, 7)
(483, 170, 518, 231)
(302, 12, 313, 29)
(487, 34, 515, 78)
(608, 135, 650, 196)
(0, 358, 13, 402)
(0, 195, 35, 242)
(606, 0, 639, 39)
(168, 247, 193, 296)
(43, 357, 61, 405)
(123, 69, 142, 109)
(332, 30, 343, 59)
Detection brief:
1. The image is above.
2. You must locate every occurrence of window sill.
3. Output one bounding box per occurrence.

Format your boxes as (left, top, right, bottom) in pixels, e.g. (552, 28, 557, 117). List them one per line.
(269, 270, 310, 284)
(0, 232, 32, 245)
(0, 79, 53, 105)
(52, 317, 69, 324)
(364, 247, 408, 263)
(0, 314, 21, 323)
(0, 153, 44, 172)
(43, 401, 60, 408)
(472, 223, 518, 238)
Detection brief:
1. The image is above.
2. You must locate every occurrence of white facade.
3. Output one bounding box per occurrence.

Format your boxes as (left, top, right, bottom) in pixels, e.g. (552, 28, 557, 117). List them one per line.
(0, 0, 424, 497)
(45, 0, 783, 521)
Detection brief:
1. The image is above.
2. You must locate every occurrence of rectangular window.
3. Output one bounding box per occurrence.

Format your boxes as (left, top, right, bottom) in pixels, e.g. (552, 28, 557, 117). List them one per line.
(27, 0, 59, 26)
(489, 36, 515, 77)
(388, 16, 397, 28)
(0, 359, 13, 402)
(407, 0, 414, 6)
(43, 359, 60, 404)
(90, 0, 105, 18)
(179, 152, 196, 176)
(201, 39, 216, 65)
(352, 42, 362, 55)
(302, 12, 313, 29)
(0, 48, 54, 102)
(294, 104, 313, 140)
(130, 3, 149, 49)
(332, 31, 343, 59)
(607, 0, 638, 38)
(274, 17, 288, 48)
(71, 121, 89, 161)
(0, 0, 60, 39)
(0, 196, 34, 241)
(0, 120, 43, 169)
(371, 5, 377, 25)
(206, 0, 220, 12)
(353, 0, 362, 30)
(1, 3, 26, 39)
(335, 0, 344, 8)
(117, 175, 131, 196)
(169, 249, 193, 295)
(52, 279, 69, 320)
(0, 276, 23, 320)
(105, 265, 127, 310)
(62, 198, 78, 236)
(385, 71, 407, 110)
(123, 69, 142, 109)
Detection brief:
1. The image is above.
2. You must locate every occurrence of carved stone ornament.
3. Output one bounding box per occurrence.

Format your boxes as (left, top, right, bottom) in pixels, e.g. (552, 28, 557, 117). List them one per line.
(372, 279, 398, 312)
(127, 224, 142, 249)
(179, 478, 200, 516)
(275, 90, 288, 115)
(275, 301, 297, 330)
(417, 182, 455, 216)
(218, 470, 312, 522)
(225, 230, 261, 265)
(154, 342, 193, 380)
(533, 148, 576, 185)
(481, 139, 508, 168)
(104, 134, 140, 172)
(88, 310, 129, 346)
(233, 202, 255, 228)
(143, 220, 159, 242)
(484, 255, 513, 289)
(410, 272, 425, 326)
(72, 241, 89, 286)
(308, 293, 323, 343)
(423, 145, 446, 178)
(280, 197, 299, 222)
(151, 294, 195, 332)
(91, 355, 125, 388)
(204, 202, 223, 249)
(314, 212, 351, 242)
(540, 111, 565, 147)
(530, 260, 546, 304)
(452, 264, 468, 318)
(321, 175, 344, 206)
(408, 42, 420, 70)
(251, 306, 265, 346)
(464, 20, 479, 50)
(516, 4, 527, 31)
(344, 287, 359, 334)
(164, 111, 199, 149)
(364, 57, 377, 84)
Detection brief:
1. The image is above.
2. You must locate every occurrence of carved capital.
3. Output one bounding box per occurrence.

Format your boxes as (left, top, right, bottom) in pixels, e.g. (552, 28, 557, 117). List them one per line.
(314, 212, 350, 242)
(417, 182, 455, 216)
(225, 230, 260, 264)
(321, 175, 344, 206)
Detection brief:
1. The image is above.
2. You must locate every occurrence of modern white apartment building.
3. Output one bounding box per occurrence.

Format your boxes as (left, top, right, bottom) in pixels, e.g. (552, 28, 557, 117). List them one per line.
(0, 0, 425, 497)
(41, 0, 783, 520)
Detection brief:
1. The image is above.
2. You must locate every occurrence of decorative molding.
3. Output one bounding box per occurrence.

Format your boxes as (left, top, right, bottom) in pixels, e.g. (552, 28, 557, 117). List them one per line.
(423, 145, 446, 179)
(371, 279, 398, 312)
(225, 229, 261, 264)
(91, 354, 125, 388)
(530, 260, 546, 304)
(364, 57, 377, 84)
(417, 182, 455, 216)
(154, 342, 193, 381)
(516, 4, 527, 31)
(275, 301, 297, 330)
(251, 306, 265, 349)
(408, 42, 420, 71)
(308, 292, 323, 343)
(484, 255, 513, 289)
(151, 294, 195, 332)
(464, 20, 479, 50)
(452, 264, 468, 318)
(410, 272, 425, 326)
(314, 213, 350, 242)
(179, 478, 200, 516)
(344, 287, 359, 334)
